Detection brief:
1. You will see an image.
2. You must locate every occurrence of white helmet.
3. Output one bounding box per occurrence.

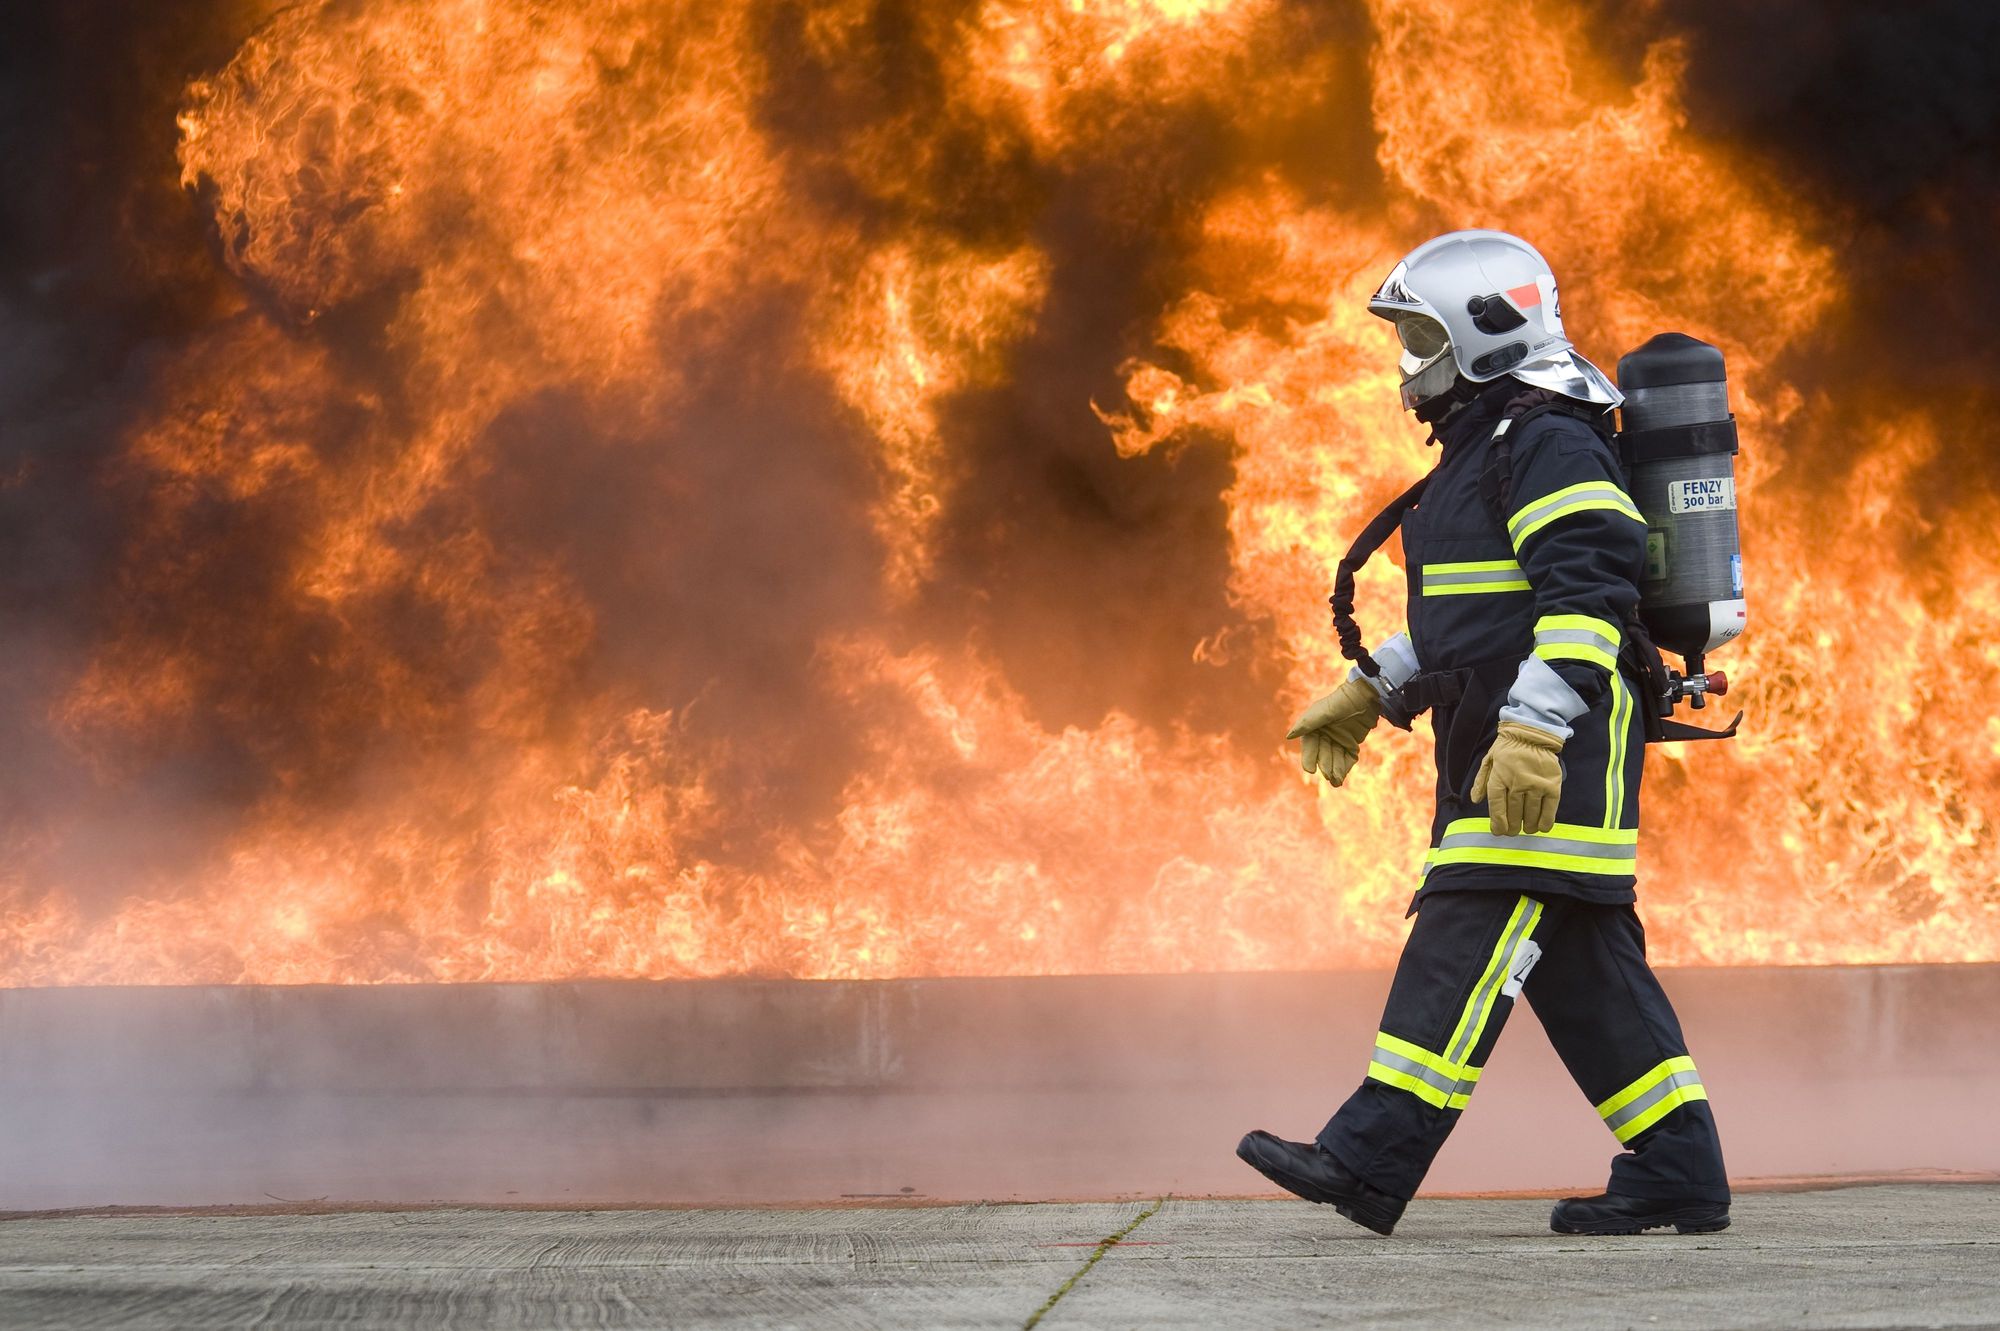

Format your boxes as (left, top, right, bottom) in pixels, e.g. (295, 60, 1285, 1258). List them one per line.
(1367, 229, 1621, 415)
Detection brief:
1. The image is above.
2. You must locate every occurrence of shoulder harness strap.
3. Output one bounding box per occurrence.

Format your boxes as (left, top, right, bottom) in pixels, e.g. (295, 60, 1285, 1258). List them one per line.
(1476, 389, 1617, 524)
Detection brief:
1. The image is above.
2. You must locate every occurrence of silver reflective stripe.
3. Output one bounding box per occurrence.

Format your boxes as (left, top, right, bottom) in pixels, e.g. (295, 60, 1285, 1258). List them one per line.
(1534, 627, 1617, 651)
(1423, 568, 1528, 591)
(1603, 1069, 1705, 1136)
(1436, 831, 1638, 863)
(1445, 905, 1538, 1067)
(1508, 484, 1633, 536)
(1371, 1045, 1475, 1100)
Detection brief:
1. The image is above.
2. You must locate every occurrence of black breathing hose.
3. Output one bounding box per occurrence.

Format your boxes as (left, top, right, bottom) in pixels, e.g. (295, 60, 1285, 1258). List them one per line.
(1327, 473, 1432, 682)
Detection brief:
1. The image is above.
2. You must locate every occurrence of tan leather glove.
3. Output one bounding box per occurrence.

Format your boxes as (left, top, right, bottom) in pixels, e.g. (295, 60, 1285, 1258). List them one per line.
(1470, 721, 1565, 835)
(1286, 679, 1383, 787)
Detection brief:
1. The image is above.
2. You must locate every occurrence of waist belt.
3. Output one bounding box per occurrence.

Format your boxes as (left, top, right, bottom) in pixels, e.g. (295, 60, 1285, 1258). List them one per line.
(1387, 655, 1517, 724)
(1397, 669, 1467, 714)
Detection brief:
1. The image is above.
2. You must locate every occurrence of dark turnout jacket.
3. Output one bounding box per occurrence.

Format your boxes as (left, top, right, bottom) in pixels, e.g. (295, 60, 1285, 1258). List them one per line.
(1395, 386, 1649, 906)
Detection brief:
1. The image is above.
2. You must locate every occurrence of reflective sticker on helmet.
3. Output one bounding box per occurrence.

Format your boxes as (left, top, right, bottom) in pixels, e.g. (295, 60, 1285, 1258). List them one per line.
(1506, 281, 1541, 309)
(1666, 477, 1736, 514)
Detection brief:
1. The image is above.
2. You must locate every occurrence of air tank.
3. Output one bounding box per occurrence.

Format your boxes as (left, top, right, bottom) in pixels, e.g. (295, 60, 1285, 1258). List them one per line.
(1617, 333, 1746, 671)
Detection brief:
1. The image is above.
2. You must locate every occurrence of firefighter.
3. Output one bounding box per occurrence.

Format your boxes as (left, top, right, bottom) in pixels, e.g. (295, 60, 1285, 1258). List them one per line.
(1236, 230, 1730, 1237)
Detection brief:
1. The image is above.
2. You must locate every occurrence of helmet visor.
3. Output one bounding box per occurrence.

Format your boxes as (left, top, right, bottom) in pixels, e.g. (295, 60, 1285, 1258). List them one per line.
(1395, 314, 1450, 361)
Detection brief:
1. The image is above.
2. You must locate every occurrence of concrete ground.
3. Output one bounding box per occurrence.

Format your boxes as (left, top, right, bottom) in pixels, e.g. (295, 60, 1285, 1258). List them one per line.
(1, 1184, 1994, 1329)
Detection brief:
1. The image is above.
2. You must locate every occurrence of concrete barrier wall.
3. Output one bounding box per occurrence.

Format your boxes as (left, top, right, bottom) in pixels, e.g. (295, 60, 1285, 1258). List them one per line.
(2, 966, 1994, 1208)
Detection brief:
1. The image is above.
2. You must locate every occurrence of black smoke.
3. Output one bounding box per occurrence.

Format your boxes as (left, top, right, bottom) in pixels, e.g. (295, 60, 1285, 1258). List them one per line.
(0, 3, 264, 903)
(1620, 0, 2000, 540)
(1647, 1, 2000, 447)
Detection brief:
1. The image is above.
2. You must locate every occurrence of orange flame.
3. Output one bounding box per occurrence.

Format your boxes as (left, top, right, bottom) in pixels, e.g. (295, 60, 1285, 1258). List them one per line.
(5, 0, 1997, 984)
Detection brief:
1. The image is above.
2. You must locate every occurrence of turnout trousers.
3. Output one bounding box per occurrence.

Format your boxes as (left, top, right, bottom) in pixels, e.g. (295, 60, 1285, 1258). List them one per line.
(1317, 888, 1728, 1203)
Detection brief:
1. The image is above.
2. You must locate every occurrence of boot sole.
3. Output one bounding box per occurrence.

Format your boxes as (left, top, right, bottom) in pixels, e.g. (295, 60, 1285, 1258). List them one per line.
(1551, 1209, 1731, 1236)
(1235, 1140, 1400, 1236)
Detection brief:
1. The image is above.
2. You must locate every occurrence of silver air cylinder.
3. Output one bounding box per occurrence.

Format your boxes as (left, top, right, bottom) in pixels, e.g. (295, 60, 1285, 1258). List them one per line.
(1617, 333, 1746, 663)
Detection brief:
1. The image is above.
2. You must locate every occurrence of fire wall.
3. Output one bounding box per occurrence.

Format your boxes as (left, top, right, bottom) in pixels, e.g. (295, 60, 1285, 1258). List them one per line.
(7, 3, 2000, 988)
(3, 965, 1992, 1210)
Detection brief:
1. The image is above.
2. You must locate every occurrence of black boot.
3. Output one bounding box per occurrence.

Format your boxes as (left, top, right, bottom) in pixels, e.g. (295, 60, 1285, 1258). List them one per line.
(1235, 1130, 1406, 1236)
(1550, 1192, 1730, 1236)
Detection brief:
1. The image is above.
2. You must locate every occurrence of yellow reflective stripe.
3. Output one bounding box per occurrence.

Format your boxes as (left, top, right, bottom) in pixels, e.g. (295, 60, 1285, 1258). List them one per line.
(1519, 496, 1645, 542)
(1374, 1032, 1483, 1085)
(1536, 639, 1617, 668)
(1604, 670, 1632, 828)
(1531, 612, 1622, 672)
(1615, 1082, 1708, 1142)
(1424, 818, 1638, 875)
(1441, 895, 1542, 1068)
(1535, 613, 1622, 638)
(1508, 481, 1644, 535)
(1366, 1061, 1470, 1110)
(1597, 1056, 1698, 1117)
(1420, 560, 1529, 597)
(1368, 1023, 1480, 1111)
(1427, 846, 1633, 875)
(1507, 481, 1644, 551)
(1366, 1033, 1481, 1110)
(1536, 640, 1619, 670)
(1597, 1056, 1707, 1143)
(1438, 818, 1638, 844)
